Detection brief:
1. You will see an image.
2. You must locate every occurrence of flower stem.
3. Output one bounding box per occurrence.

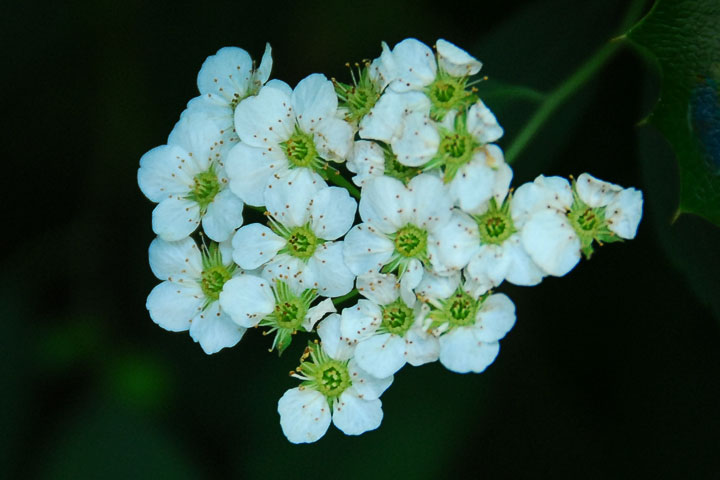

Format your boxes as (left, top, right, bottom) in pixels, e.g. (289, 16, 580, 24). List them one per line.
(324, 165, 361, 199)
(332, 289, 359, 306)
(505, 0, 649, 164)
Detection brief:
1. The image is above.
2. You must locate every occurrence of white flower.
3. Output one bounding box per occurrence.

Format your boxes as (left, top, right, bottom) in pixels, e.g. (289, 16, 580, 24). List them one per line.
(515, 174, 643, 277)
(423, 281, 516, 374)
(145, 237, 245, 354)
(183, 44, 273, 143)
(225, 74, 353, 206)
(343, 174, 454, 302)
(138, 115, 244, 242)
(231, 169, 357, 297)
(392, 103, 506, 212)
(380, 38, 482, 120)
(336, 273, 439, 378)
(277, 340, 392, 443)
(219, 275, 335, 354)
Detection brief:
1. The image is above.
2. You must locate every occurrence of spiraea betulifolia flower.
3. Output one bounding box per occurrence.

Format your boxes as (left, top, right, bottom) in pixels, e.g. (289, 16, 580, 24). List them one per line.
(138, 37, 644, 444)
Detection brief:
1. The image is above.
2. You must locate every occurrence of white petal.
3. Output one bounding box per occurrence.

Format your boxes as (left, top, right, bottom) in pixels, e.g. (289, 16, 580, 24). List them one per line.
(333, 391, 383, 436)
(359, 175, 411, 233)
(278, 387, 331, 444)
(521, 210, 581, 277)
(439, 327, 499, 373)
(255, 43, 273, 85)
(391, 112, 440, 167)
(152, 197, 201, 241)
(448, 155, 496, 212)
(310, 187, 357, 240)
(606, 187, 643, 239)
(407, 174, 454, 231)
(303, 298, 336, 332)
(576, 172, 623, 208)
(261, 253, 308, 292)
(189, 302, 245, 354)
(148, 236, 202, 281)
(146, 281, 203, 332)
(473, 293, 516, 342)
(225, 142, 286, 206)
(355, 333, 407, 378)
(317, 313, 355, 361)
(219, 275, 275, 328)
(346, 139, 386, 187)
(502, 235, 546, 286)
(305, 242, 355, 297)
(313, 117, 353, 162)
(231, 223, 285, 269)
(356, 272, 399, 305)
(432, 211, 478, 271)
(183, 96, 235, 142)
(339, 299, 383, 344)
(386, 38, 436, 92)
(404, 323, 440, 366)
(347, 359, 393, 400)
(400, 259, 423, 307)
(465, 244, 512, 292)
(202, 189, 244, 242)
(138, 145, 194, 202)
(166, 115, 226, 169)
(435, 39, 482, 77)
(359, 90, 431, 142)
(342, 224, 395, 275)
(415, 270, 460, 299)
(265, 168, 323, 228)
(292, 74, 338, 133)
(197, 47, 253, 102)
(234, 83, 294, 147)
(511, 175, 573, 227)
(467, 100, 503, 143)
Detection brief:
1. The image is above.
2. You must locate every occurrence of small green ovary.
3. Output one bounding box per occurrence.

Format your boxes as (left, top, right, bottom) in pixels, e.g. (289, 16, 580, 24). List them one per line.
(273, 298, 307, 330)
(430, 288, 482, 330)
(315, 361, 352, 398)
(188, 168, 221, 212)
(381, 299, 415, 335)
(426, 73, 476, 121)
(200, 265, 233, 301)
(474, 198, 516, 245)
(384, 148, 422, 184)
(335, 66, 382, 123)
(394, 224, 428, 259)
(286, 225, 319, 260)
(281, 128, 319, 169)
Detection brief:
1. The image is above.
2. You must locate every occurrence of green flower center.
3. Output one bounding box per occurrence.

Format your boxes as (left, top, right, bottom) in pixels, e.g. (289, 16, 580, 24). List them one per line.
(200, 265, 232, 301)
(315, 361, 352, 398)
(380, 298, 415, 335)
(281, 128, 318, 169)
(273, 297, 307, 330)
(188, 168, 221, 212)
(566, 182, 620, 260)
(425, 72, 476, 121)
(334, 64, 382, 123)
(429, 288, 481, 330)
(474, 198, 516, 245)
(286, 225, 319, 260)
(260, 281, 317, 355)
(394, 224, 428, 259)
(384, 148, 422, 184)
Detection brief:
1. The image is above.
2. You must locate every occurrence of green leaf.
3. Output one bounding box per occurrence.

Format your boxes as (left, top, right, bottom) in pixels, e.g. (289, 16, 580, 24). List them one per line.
(627, 0, 720, 225)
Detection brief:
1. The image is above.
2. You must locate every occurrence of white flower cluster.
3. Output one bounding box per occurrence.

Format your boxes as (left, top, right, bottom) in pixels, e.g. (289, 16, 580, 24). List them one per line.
(138, 38, 643, 444)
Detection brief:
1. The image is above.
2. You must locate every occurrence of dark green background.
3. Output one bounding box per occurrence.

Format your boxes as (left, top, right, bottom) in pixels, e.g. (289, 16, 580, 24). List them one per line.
(4, 0, 719, 477)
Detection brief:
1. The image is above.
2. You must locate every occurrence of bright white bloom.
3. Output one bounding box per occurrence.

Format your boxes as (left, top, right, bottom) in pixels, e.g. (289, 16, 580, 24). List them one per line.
(333, 273, 439, 378)
(343, 174, 454, 302)
(232, 169, 356, 297)
(346, 139, 425, 187)
(220, 276, 334, 354)
(516, 174, 643, 277)
(184, 45, 272, 143)
(138, 115, 244, 242)
(433, 169, 546, 293)
(277, 339, 392, 443)
(380, 38, 482, 120)
(145, 237, 245, 354)
(225, 74, 353, 206)
(423, 281, 516, 374)
(392, 103, 506, 212)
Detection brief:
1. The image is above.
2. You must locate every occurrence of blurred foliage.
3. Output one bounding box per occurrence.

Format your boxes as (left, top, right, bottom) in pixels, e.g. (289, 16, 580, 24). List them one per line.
(627, 0, 720, 225)
(3, 0, 720, 478)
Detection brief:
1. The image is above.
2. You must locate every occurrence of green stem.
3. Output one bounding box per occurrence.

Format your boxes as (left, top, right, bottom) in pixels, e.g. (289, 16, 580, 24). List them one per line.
(324, 165, 361, 199)
(483, 84, 547, 104)
(505, 0, 649, 164)
(332, 289, 359, 306)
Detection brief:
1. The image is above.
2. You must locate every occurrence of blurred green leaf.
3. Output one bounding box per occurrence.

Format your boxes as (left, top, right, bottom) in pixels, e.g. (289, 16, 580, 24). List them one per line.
(627, 0, 720, 225)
